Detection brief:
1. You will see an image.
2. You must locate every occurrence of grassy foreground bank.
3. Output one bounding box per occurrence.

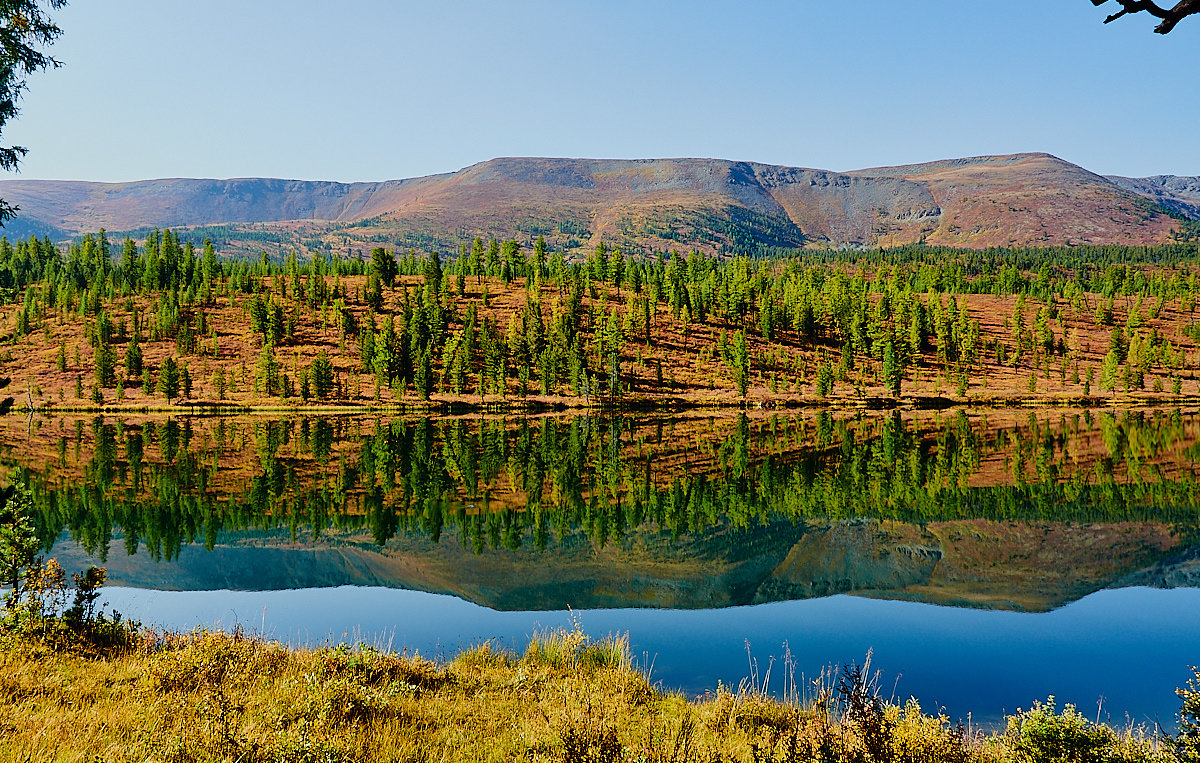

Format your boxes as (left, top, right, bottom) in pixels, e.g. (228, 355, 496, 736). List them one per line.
(2, 618, 1200, 763)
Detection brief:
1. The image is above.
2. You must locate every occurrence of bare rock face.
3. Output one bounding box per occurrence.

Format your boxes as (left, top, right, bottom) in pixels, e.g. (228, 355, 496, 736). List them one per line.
(1113, 545, 1200, 590)
(0, 153, 1192, 255)
(1106, 174, 1200, 219)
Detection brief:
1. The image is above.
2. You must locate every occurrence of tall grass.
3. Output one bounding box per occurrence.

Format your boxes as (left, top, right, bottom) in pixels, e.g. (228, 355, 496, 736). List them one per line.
(524, 616, 632, 673)
(0, 623, 1193, 763)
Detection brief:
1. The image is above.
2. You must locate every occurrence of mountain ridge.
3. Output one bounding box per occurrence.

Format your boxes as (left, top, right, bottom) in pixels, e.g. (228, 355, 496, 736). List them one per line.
(1, 152, 1196, 255)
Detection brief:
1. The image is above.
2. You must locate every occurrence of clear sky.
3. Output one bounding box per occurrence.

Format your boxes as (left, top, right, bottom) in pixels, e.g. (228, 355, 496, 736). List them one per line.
(6, 0, 1199, 182)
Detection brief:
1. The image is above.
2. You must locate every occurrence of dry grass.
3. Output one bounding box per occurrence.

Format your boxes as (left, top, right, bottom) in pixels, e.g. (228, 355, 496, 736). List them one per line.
(0, 626, 1183, 763)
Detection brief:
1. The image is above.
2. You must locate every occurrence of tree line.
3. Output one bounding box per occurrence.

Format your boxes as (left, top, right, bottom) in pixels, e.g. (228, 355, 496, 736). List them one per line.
(1, 230, 1198, 405)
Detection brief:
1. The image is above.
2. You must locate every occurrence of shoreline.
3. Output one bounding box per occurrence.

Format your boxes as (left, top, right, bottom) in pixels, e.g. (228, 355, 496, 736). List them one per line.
(16, 392, 1200, 416)
(1, 621, 1192, 762)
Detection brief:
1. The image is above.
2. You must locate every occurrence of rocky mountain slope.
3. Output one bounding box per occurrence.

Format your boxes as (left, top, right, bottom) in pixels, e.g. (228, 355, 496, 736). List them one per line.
(0, 153, 1195, 255)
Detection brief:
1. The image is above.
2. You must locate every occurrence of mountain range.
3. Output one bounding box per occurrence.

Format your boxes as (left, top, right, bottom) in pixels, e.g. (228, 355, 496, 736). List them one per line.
(2, 152, 1198, 255)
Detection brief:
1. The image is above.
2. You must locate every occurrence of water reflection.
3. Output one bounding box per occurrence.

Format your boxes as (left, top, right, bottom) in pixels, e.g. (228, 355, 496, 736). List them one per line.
(4, 409, 1199, 612)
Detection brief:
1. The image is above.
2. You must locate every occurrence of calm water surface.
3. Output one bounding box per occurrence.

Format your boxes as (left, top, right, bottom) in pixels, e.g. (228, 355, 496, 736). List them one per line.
(5, 409, 1199, 726)
(96, 584, 1200, 727)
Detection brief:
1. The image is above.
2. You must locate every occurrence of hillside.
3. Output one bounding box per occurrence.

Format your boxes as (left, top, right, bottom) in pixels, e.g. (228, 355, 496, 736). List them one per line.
(1, 230, 1199, 412)
(0, 153, 1193, 257)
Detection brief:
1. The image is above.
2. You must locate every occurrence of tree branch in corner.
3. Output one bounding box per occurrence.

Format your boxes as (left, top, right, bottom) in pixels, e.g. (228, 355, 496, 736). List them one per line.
(1091, 0, 1200, 33)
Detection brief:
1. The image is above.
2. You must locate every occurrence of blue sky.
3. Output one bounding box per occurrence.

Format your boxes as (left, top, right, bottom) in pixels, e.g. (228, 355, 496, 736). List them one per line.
(6, 0, 1198, 182)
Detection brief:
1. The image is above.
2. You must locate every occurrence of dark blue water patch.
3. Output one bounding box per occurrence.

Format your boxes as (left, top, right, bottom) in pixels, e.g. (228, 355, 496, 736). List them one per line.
(98, 584, 1200, 729)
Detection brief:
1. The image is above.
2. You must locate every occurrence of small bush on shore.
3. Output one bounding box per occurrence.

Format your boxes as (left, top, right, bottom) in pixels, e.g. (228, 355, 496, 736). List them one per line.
(1003, 697, 1171, 763)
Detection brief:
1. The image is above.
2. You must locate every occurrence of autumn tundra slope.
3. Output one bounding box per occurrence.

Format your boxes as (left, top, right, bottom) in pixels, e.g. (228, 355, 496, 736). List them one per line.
(1, 153, 1195, 256)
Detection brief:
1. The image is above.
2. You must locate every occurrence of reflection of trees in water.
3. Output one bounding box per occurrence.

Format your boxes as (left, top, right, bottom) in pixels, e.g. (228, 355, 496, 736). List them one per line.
(9, 410, 1200, 563)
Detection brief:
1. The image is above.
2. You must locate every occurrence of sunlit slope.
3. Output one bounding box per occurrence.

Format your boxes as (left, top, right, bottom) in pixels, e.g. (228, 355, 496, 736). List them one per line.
(0, 153, 1189, 254)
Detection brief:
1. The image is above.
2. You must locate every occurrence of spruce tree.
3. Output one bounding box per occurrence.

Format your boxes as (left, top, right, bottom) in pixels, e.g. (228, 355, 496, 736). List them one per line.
(882, 339, 902, 396)
(158, 356, 180, 402)
(369, 247, 397, 287)
(124, 336, 143, 378)
(1109, 326, 1127, 363)
(533, 235, 548, 277)
(311, 349, 334, 399)
(94, 343, 116, 388)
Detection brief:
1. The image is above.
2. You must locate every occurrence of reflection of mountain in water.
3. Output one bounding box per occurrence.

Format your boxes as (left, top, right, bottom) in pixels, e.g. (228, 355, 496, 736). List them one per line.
(49, 515, 1189, 613)
(8, 409, 1200, 613)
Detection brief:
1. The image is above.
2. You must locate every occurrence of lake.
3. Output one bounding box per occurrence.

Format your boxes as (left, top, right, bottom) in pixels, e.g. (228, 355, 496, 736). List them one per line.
(4, 408, 1199, 727)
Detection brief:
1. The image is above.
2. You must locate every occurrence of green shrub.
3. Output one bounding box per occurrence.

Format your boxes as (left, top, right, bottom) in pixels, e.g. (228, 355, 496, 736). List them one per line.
(311, 643, 449, 694)
(290, 671, 413, 726)
(1177, 669, 1200, 763)
(1005, 697, 1115, 763)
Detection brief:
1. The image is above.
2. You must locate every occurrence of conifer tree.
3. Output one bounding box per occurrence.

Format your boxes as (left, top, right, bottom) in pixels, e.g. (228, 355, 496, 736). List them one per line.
(816, 361, 834, 398)
(158, 356, 180, 402)
(124, 336, 142, 378)
(733, 330, 750, 397)
(0, 0, 65, 226)
(255, 345, 279, 396)
(611, 247, 626, 296)
(94, 343, 116, 388)
(469, 237, 484, 284)
(485, 239, 501, 277)
(369, 247, 397, 287)
(882, 338, 902, 396)
(1100, 350, 1121, 392)
(416, 349, 432, 400)
(533, 235, 548, 278)
(311, 349, 334, 399)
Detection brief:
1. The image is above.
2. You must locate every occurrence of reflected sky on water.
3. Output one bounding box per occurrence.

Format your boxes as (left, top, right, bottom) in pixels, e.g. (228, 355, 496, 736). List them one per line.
(99, 584, 1200, 729)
